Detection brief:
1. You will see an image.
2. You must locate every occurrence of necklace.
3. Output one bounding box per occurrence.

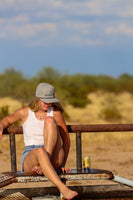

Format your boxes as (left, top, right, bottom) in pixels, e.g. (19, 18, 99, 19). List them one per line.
(36, 112, 44, 120)
(36, 110, 47, 120)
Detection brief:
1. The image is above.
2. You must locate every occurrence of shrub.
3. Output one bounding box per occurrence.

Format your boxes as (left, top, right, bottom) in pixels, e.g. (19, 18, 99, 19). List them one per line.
(100, 105, 122, 122)
(99, 93, 122, 122)
(70, 97, 91, 108)
(0, 105, 9, 119)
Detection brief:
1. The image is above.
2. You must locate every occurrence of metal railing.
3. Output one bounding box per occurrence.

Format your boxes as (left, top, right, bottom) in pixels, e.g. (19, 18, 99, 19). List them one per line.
(3, 123, 133, 173)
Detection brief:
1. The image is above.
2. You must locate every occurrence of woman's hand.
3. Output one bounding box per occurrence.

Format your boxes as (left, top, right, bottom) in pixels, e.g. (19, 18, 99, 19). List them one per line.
(61, 167, 71, 174)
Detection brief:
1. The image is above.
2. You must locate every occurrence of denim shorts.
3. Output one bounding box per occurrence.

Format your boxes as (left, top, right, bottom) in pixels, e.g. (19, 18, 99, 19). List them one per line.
(21, 145, 44, 172)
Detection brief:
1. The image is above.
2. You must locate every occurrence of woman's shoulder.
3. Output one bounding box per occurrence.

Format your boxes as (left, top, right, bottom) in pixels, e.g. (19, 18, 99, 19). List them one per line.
(53, 107, 63, 119)
(14, 106, 29, 119)
(17, 106, 29, 113)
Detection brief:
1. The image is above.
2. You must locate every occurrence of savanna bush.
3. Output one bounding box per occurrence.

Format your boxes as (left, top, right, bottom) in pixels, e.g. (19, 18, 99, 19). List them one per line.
(100, 105, 122, 122)
(0, 105, 9, 120)
(1, 67, 133, 109)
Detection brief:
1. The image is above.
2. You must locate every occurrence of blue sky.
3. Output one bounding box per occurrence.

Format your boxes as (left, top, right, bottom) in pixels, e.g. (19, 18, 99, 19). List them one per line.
(0, 0, 133, 78)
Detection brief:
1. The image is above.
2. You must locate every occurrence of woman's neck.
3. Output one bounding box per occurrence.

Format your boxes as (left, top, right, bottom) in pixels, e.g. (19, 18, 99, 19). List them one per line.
(35, 109, 47, 120)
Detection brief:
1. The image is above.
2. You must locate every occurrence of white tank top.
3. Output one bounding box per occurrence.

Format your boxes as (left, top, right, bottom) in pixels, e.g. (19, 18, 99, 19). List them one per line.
(22, 107, 53, 146)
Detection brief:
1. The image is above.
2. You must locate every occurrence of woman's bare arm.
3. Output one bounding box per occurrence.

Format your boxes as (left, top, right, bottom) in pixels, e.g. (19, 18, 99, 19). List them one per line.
(0, 107, 28, 140)
(54, 110, 70, 166)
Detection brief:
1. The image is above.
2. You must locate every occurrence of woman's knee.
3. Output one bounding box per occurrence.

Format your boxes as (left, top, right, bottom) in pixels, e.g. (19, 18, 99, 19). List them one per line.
(36, 147, 47, 157)
(45, 116, 55, 124)
(45, 116, 57, 128)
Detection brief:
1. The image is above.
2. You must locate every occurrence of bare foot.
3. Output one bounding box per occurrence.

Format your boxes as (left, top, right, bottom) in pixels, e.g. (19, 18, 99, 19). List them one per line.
(32, 167, 78, 199)
(61, 188, 78, 200)
(32, 166, 43, 175)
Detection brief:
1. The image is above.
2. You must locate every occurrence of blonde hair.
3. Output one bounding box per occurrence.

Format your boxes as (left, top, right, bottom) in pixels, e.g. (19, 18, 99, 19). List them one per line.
(29, 97, 64, 113)
(29, 97, 41, 111)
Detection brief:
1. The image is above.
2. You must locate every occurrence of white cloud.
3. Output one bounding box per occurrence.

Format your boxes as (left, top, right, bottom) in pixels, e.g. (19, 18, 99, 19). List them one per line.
(69, 35, 103, 46)
(65, 20, 92, 36)
(0, 14, 57, 38)
(51, 0, 132, 17)
(118, 6, 133, 17)
(0, 0, 133, 46)
(0, 0, 133, 18)
(6, 14, 29, 24)
(7, 23, 56, 38)
(106, 23, 133, 35)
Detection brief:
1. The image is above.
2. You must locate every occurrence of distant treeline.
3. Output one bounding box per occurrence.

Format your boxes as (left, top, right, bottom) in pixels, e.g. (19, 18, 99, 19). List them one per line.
(0, 66, 133, 108)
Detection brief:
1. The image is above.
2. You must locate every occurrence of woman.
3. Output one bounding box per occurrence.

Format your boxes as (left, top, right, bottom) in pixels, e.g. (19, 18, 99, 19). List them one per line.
(0, 83, 78, 200)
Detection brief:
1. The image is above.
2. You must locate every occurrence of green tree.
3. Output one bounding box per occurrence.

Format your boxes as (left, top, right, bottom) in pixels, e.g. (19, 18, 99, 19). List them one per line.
(0, 67, 25, 97)
(36, 66, 61, 84)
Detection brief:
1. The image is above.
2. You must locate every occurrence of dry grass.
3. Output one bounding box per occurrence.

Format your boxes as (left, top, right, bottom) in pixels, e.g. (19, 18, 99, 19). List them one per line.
(1, 92, 133, 145)
(66, 91, 133, 124)
(0, 97, 22, 114)
(65, 91, 133, 142)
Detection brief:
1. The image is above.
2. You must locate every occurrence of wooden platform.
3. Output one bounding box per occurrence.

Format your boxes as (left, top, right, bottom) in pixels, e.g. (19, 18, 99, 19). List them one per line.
(0, 169, 113, 188)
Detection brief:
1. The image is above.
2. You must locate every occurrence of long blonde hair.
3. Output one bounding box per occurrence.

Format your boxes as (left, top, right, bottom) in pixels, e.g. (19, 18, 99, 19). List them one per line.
(29, 97, 41, 111)
(29, 97, 64, 112)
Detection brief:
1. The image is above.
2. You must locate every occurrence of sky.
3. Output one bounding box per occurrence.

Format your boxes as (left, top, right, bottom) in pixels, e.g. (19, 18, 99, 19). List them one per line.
(0, 0, 133, 78)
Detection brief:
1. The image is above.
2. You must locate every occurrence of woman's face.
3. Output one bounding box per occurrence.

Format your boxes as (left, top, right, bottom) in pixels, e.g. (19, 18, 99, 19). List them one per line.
(40, 101, 52, 111)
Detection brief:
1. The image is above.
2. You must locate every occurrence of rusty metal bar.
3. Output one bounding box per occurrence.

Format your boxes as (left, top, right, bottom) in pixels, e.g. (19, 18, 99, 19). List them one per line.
(15, 172, 112, 183)
(113, 175, 133, 187)
(0, 173, 15, 188)
(3, 123, 133, 135)
(67, 123, 133, 133)
(4, 126, 23, 134)
(9, 133, 17, 172)
(76, 131, 82, 173)
(1, 168, 113, 184)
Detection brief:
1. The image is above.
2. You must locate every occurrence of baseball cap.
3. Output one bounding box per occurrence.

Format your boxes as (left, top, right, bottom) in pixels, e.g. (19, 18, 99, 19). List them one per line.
(36, 83, 60, 103)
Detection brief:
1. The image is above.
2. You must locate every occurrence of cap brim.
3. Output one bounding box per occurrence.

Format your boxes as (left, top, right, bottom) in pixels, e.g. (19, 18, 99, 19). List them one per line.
(40, 97, 60, 103)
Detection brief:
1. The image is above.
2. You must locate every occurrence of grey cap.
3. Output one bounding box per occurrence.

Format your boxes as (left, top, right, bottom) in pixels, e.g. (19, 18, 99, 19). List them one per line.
(36, 83, 60, 103)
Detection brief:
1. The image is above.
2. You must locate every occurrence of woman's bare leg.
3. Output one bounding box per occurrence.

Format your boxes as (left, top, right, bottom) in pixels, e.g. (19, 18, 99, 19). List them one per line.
(32, 116, 63, 174)
(44, 116, 64, 168)
(23, 147, 78, 199)
(32, 116, 64, 174)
